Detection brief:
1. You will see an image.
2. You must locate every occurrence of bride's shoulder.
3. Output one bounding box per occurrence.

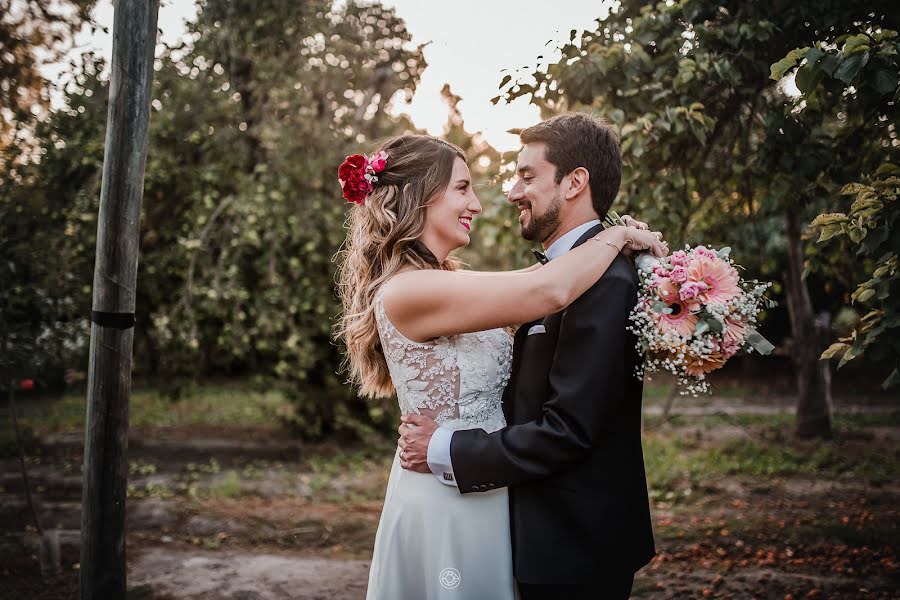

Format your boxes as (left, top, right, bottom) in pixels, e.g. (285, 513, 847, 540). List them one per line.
(379, 269, 415, 299)
(378, 268, 457, 330)
(378, 269, 422, 315)
(381, 268, 452, 300)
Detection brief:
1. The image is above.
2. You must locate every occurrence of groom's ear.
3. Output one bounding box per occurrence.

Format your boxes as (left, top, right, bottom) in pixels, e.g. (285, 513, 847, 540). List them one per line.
(563, 166, 590, 200)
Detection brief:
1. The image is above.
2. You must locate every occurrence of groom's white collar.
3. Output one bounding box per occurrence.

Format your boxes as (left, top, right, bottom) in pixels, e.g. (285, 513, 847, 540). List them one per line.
(543, 219, 602, 261)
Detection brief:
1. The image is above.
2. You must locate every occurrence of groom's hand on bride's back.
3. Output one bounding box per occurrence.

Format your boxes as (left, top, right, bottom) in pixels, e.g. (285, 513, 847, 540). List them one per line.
(398, 414, 437, 473)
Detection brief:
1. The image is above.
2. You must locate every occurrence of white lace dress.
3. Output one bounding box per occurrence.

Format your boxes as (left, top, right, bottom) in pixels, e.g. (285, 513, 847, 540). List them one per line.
(365, 291, 516, 600)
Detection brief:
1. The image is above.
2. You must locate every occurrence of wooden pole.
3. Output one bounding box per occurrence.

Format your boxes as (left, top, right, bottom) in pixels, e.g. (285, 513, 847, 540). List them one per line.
(79, 2, 159, 598)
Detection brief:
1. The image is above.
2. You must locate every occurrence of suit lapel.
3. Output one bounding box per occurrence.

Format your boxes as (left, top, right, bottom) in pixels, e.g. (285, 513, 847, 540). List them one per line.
(503, 225, 603, 425)
(504, 223, 606, 423)
(569, 222, 605, 251)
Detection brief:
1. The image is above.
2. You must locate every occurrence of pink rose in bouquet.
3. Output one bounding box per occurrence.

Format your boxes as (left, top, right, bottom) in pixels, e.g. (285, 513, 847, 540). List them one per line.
(628, 244, 775, 395)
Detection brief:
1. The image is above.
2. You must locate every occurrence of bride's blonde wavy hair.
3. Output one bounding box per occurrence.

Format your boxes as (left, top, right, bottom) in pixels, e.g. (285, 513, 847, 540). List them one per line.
(336, 135, 465, 398)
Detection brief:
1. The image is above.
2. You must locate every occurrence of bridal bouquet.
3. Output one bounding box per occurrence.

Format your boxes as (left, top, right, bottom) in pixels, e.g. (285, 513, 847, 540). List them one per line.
(606, 213, 776, 394)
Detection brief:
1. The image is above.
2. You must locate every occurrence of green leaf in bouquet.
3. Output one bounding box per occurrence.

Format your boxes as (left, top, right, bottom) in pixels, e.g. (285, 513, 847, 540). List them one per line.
(716, 246, 732, 259)
(603, 210, 626, 229)
(653, 300, 669, 313)
(745, 328, 775, 355)
(694, 320, 710, 336)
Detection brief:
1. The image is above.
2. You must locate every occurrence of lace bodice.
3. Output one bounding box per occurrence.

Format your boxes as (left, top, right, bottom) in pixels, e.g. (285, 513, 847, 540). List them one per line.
(375, 292, 513, 433)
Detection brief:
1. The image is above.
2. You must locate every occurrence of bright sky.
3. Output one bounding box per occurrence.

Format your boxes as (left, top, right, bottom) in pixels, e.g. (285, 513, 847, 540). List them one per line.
(384, 1, 608, 150)
(50, 0, 610, 151)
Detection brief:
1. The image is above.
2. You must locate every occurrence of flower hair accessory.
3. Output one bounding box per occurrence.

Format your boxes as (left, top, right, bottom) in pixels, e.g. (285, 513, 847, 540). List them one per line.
(338, 150, 388, 205)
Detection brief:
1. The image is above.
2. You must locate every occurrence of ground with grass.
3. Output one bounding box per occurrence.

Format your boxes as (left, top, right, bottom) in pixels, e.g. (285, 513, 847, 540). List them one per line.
(1, 377, 897, 599)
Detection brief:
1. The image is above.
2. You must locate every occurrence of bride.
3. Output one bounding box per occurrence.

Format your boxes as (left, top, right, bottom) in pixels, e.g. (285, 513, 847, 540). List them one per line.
(335, 134, 665, 599)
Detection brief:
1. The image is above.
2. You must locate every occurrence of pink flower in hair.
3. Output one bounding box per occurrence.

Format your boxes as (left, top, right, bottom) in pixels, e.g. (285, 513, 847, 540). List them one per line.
(369, 151, 388, 173)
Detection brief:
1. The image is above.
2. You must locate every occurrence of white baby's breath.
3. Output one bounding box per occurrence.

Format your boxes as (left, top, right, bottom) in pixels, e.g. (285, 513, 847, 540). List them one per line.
(628, 245, 774, 396)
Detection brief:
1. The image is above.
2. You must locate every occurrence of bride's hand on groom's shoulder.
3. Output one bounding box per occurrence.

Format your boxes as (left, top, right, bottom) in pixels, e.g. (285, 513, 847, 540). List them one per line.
(626, 228, 669, 258)
(398, 414, 437, 473)
(621, 214, 649, 231)
(619, 215, 668, 258)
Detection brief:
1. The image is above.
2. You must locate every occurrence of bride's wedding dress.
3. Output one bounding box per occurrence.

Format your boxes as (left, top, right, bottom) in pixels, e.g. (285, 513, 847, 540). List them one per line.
(365, 291, 517, 599)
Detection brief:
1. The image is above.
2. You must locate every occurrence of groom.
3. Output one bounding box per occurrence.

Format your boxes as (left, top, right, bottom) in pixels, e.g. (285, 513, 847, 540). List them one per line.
(398, 113, 655, 599)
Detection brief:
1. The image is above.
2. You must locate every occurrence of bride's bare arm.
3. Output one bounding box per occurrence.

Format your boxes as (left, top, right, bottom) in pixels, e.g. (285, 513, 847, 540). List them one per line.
(458, 216, 651, 277)
(459, 264, 542, 275)
(381, 226, 666, 342)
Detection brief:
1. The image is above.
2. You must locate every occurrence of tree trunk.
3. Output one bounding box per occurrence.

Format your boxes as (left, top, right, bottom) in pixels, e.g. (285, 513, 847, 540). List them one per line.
(79, 2, 159, 599)
(784, 209, 833, 439)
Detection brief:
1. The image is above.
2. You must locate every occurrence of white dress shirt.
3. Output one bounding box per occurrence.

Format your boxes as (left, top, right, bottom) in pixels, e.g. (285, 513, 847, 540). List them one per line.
(426, 220, 603, 486)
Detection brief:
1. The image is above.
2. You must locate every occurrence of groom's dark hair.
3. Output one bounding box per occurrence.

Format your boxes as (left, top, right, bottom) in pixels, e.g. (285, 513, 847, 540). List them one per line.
(520, 113, 621, 219)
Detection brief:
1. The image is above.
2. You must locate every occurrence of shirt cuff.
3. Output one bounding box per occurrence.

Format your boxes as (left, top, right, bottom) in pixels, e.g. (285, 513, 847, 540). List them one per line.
(426, 426, 458, 487)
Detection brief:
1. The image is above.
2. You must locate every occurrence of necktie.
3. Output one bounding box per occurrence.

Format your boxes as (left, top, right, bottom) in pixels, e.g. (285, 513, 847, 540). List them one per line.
(532, 249, 549, 265)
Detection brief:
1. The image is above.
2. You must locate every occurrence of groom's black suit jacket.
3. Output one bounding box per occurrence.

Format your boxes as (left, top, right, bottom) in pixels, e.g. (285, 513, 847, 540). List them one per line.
(451, 224, 655, 585)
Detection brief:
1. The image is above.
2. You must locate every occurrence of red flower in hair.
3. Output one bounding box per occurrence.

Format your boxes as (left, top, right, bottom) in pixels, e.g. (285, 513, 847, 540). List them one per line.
(338, 151, 388, 205)
(338, 154, 369, 205)
(338, 154, 366, 184)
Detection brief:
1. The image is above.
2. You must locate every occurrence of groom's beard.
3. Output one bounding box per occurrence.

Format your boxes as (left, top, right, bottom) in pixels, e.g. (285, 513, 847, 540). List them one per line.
(520, 190, 562, 243)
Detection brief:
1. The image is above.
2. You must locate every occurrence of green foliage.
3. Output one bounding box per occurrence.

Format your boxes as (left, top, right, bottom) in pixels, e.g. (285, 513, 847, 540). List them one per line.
(438, 84, 532, 272)
(774, 28, 900, 387)
(3, 1, 432, 439)
(502, 1, 807, 292)
(814, 174, 898, 383)
(0, 2, 98, 389)
(497, 0, 896, 388)
(645, 431, 897, 503)
(0, 0, 96, 149)
(136, 1, 429, 438)
(208, 470, 242, 498)
(0, 382, 293, 435)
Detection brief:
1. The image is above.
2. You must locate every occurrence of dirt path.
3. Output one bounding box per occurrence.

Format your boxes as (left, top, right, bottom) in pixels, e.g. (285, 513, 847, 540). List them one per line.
(3, 407, 897, 600)
(130, 548, 370, 600)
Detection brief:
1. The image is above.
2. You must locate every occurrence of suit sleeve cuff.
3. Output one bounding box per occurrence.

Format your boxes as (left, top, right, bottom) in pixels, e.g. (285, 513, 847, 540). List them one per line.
(426, 426, 458, 487)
